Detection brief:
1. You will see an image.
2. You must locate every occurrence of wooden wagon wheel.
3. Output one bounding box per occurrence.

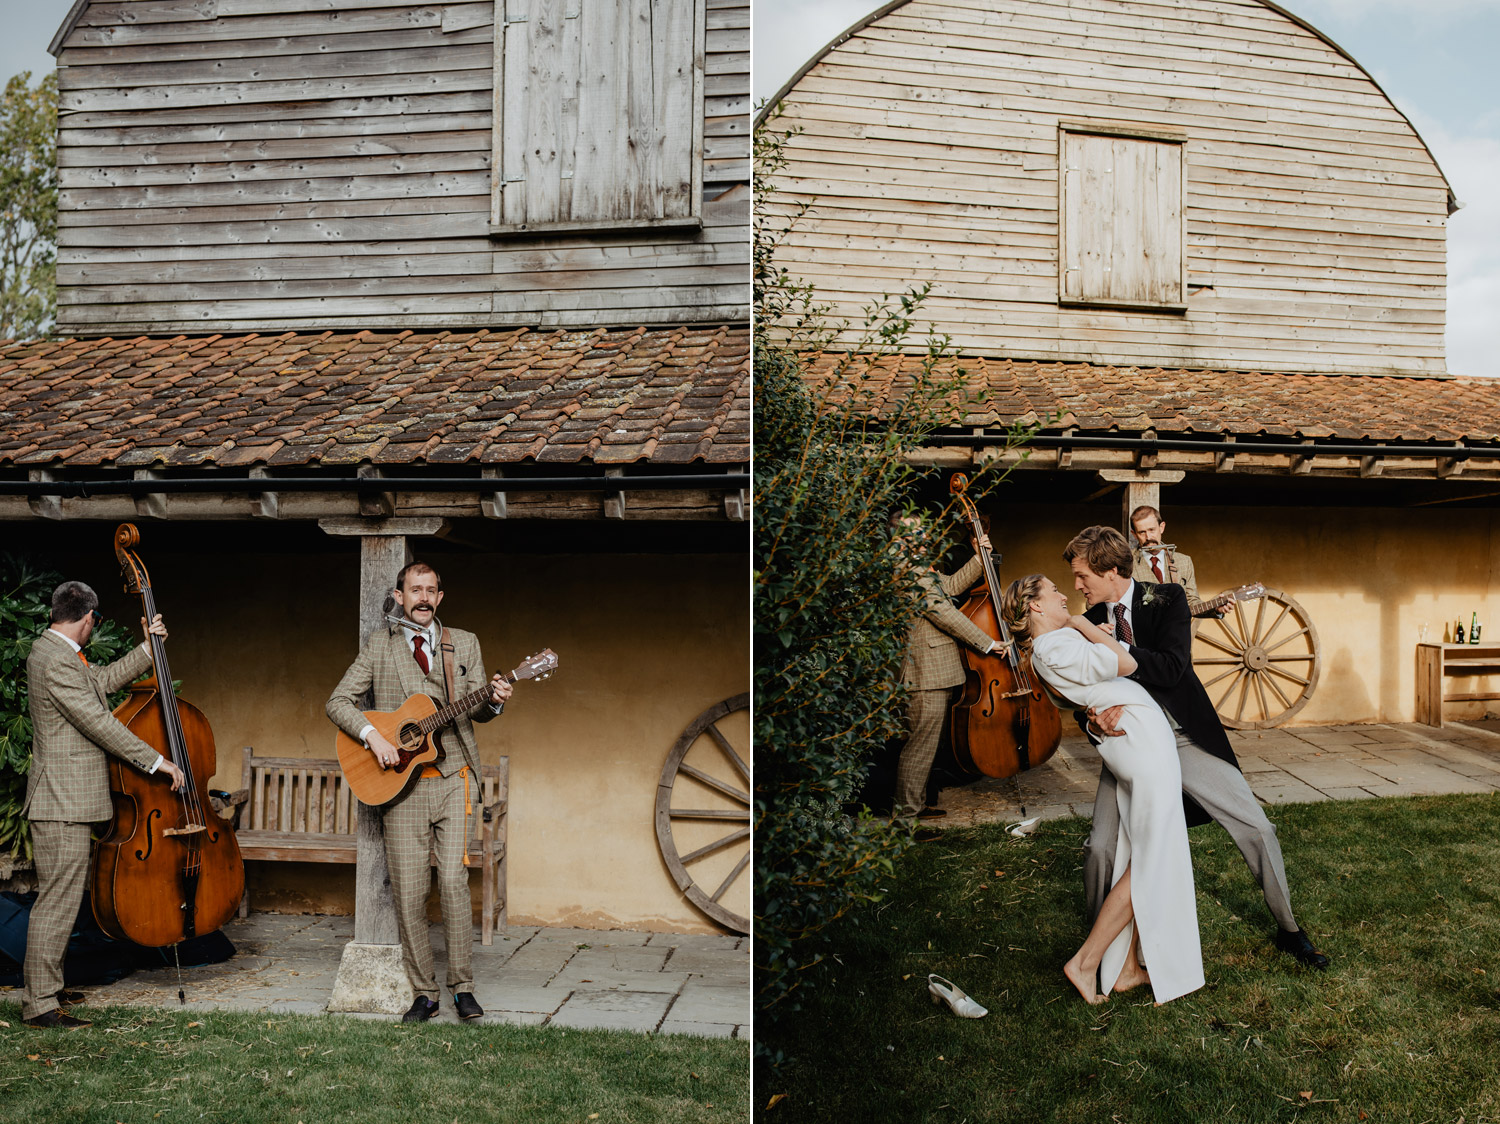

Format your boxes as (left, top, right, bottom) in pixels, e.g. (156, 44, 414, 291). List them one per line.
(654, 693, 750, 934)
(1191, 588, 1321, 730)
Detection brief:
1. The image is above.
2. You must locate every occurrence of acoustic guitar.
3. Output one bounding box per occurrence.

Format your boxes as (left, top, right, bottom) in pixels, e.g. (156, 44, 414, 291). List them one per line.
(337, 649, 557, 806)
(1191, 582, 1266, 618)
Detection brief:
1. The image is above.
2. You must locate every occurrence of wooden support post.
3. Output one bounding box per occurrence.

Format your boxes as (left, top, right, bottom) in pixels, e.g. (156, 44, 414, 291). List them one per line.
(603, 467, 626, 519)
(1097, 469, 1185, 536)
(320, 515, 443, 1013)
(27, 469, 61, 520)
(249, 467, 280, 519)
(133, 469, 168, 519)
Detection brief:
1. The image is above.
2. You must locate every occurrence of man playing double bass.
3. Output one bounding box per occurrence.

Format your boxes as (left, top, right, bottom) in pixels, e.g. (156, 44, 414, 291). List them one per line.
(893, 515, 1002, 826)
(326, 562, 512, 1023)
(22, 581, 185, 1029)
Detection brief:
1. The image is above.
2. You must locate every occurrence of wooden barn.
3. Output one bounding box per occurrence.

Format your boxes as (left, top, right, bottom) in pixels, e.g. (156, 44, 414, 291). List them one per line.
(762, 0, 1500, 732)
(0, 0, 750, 963)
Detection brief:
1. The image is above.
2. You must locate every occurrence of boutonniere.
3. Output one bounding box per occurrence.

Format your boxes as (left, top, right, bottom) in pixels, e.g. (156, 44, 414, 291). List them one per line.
(1140, 584, 1157, 607)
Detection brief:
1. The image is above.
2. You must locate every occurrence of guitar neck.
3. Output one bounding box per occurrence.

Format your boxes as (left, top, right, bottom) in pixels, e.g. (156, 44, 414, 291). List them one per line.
(417, 671, 516, 734)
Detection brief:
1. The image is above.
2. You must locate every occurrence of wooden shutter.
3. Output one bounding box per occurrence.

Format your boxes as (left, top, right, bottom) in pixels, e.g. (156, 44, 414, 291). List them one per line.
(1059, 124, 1185, 309)
(492, 0, 705, 236)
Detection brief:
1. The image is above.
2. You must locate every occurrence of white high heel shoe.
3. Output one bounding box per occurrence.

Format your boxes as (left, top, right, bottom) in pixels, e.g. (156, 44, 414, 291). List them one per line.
(928, 974, 988, 1018)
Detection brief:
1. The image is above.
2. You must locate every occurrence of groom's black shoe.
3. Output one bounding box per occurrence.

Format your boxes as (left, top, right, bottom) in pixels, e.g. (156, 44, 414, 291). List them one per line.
(1274, 927, 1329, 970)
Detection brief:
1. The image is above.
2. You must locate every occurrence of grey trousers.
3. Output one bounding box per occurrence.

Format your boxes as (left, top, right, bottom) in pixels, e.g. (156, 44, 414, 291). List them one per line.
(894, 687, 949, 822)
(23, 821, 93, 1020)
(1084, 731, 1298, 933)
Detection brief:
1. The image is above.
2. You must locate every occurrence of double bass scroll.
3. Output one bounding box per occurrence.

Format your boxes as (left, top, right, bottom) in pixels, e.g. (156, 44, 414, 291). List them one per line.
(90, 523, 245, 949)
(947, 474, 1062, 779)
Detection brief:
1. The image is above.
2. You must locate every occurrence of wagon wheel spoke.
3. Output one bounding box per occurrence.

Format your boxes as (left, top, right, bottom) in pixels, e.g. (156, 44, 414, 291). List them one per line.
(1263, 627, 1312, 655)
(1264, 672, 1294, 711)
(1202, 666, 1240, 688)
(708, 852, 751, 904)
(675, 760, 748, 805)
(1229, 599, 1252, 648)
(1250, 594, 1268, 647)
(1234, 670, 1251, 723)
(1264, 664, 1311, 688)
(1253, 671, 1271, 723)
(677, 825, 749, 866)
(705, 721, 749, 783)
(1197, 633, 1244, 657)
(670, 808, 752, 821)
(1195, 656, 1246, 665)
(1214, 667, 1247, 711)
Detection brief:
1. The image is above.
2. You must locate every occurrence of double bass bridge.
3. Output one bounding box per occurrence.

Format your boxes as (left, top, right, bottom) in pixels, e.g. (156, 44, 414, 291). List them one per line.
(163, 824, 206, 837)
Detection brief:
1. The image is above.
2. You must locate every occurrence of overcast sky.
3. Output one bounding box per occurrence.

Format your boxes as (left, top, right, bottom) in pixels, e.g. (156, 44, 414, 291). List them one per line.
(5, 3, 1495, 375)
(754, 0, 1500, 378)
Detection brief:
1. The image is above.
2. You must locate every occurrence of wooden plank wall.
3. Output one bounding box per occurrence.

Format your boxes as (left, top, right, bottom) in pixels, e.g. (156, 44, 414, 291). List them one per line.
(54, 0, 749, 335)
(769, 0, 1450, 376)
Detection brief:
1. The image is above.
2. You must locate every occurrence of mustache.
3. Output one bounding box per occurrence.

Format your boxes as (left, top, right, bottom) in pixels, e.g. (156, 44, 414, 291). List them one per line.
(408, 603, 436, 614)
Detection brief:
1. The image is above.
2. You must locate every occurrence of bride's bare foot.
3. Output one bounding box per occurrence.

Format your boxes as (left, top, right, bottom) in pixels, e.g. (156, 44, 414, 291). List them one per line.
(1063, 955, 1106, 1005)
(1113, 961, 1151, 993)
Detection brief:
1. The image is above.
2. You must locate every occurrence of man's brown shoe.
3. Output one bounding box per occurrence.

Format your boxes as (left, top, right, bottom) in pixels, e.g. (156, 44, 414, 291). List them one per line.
(24, 1009, 91, 1029)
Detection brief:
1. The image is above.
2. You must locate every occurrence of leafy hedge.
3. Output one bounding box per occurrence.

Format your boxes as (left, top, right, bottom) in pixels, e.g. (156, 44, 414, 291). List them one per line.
(0, 555, 140, 863)
(752, 116, 1035, 1071)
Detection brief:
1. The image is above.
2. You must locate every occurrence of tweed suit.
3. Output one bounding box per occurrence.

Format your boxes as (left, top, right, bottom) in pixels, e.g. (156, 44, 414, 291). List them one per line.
(326, 622, 500, 1000)
(1132, 546, 1209, 617)
(895, 555, 992, 820)
(23, 630, 160, 1020)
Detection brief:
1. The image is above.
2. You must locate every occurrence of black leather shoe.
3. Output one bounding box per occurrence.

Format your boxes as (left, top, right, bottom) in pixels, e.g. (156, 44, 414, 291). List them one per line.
(24, 1009, 91, 1029)
(1274, 928, 1329, 970)
(57, 990, 86, 1006)
(916, 807, 947, 819)
(401, 996, 439, 1023)
(454, 992, 484, 1020)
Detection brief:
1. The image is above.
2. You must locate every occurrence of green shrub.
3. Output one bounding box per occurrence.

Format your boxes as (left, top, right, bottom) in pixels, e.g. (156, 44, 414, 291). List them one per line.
(0, 554, 141, 863)
(751, 116, 1035, 1071)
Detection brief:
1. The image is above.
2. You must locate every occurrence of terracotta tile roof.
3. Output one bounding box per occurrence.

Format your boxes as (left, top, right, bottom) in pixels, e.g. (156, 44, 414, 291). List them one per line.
(805, 354, 1500, 444)
(0, 327, 749, 470)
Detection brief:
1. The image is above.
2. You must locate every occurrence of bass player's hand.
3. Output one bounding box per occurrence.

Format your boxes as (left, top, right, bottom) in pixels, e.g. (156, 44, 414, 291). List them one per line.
(366, 730, 401, 769)
(157, 759, 186, 791)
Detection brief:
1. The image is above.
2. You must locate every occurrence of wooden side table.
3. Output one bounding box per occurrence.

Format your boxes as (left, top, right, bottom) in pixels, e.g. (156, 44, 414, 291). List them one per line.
(1416, 641, 1500, 726)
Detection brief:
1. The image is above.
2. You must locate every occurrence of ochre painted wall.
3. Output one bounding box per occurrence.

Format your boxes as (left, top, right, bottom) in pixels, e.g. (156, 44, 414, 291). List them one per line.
(973, 500, 1500, 726)
(35, 532, 748, 934)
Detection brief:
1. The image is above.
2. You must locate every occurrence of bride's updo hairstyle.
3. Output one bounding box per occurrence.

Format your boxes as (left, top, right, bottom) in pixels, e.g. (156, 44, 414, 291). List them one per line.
(1001, 573, 1048, 653)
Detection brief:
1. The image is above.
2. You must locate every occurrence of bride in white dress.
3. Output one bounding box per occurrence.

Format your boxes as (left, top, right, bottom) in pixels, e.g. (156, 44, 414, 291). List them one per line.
(1002, 574, 1204, 1007)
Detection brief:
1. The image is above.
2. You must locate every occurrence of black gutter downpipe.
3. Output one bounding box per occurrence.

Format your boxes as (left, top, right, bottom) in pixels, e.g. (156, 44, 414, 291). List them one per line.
(0, 473, 749, 498)
(924, 432, 1486, 461)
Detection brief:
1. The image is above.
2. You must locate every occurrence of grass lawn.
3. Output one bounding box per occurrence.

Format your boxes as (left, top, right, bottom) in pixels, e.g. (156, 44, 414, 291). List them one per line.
(761, 793, 1500, 1123)
(0, 1003, 748, 1123)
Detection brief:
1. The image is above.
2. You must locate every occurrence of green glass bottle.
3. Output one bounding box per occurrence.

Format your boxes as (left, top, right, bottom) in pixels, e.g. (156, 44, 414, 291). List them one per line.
(1472, 612, 1482, 645)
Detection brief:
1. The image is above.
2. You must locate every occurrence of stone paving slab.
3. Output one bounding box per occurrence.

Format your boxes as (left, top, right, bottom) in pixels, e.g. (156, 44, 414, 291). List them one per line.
(52, 914, 748, 1039)
(933, 721, 1500, 828)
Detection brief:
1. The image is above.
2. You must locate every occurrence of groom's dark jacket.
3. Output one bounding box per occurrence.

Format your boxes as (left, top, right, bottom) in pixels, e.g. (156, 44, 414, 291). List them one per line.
(1081, 580, 1239, 824)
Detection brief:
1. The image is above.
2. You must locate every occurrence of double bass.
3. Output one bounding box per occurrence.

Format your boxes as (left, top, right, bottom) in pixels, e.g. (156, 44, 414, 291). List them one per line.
(90, 524, 244, 948)
(947, 474, 1062, 778)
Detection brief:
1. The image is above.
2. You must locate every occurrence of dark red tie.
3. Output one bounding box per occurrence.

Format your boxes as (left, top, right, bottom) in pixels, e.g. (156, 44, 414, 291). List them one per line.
(1149, 554, 1165, 583)
(1114, 603, 1134, 645)
(413, 635, 430, 675)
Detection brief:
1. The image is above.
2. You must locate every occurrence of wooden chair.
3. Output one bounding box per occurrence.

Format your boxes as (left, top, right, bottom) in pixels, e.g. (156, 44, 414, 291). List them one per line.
(220, 749, 509, 943)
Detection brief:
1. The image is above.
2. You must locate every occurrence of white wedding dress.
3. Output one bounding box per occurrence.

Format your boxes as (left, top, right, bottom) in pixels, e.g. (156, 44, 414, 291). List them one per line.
(1031, 626, 1205, 1005)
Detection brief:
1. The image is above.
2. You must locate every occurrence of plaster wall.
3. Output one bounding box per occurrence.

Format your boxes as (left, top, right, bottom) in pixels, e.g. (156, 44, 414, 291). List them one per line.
(35, 536, 748, 935)
(978, 499, 1500, 726)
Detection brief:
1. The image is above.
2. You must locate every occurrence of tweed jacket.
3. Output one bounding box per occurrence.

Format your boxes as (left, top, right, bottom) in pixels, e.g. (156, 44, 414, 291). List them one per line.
(24, 630, 161, 822)
(326, 621, 498, 778)
(901, 555, 993, 691)
(1132, 545, 1209, 616)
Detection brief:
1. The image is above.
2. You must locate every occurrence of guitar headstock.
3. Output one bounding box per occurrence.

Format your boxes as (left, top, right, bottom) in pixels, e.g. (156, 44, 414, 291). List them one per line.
(512, 649, 558, 682)
(1228, 582, 1266, 602)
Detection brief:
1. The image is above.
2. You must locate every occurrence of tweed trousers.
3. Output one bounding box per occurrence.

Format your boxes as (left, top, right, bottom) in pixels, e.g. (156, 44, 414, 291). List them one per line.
(894, 687, 950, 823)
(383, 769, 473, 999)
(23, 820, 94, 1020)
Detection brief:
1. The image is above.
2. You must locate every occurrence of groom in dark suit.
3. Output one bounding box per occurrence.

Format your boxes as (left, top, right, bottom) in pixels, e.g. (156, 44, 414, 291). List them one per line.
(1063, 525, 1328, 970)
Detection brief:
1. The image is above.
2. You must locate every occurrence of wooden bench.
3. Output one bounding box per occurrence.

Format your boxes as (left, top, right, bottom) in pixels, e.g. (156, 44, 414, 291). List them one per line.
(1416, 642, 1500, 727)
(221, 749, 509, 944)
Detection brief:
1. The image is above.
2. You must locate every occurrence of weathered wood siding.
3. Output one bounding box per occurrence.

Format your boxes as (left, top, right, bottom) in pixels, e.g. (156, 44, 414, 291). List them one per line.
(54, 0, 748, 334)
(767, 0, 1450, 376)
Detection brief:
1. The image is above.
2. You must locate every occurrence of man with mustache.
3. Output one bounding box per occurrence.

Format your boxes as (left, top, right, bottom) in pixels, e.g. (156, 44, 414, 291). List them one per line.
(327, 562, 513, 1022)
